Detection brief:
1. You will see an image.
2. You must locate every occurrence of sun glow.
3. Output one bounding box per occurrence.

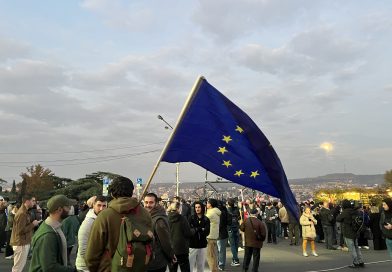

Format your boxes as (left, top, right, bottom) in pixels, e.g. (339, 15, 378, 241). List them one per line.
(320, 142, 334, 153)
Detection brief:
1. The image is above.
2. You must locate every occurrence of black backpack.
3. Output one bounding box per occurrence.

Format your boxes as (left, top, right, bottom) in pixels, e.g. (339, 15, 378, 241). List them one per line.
(351, 211, 364, 234)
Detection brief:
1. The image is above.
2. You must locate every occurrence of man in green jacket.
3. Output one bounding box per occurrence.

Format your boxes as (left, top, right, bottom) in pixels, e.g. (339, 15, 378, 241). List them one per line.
(29, 194, 76, 272)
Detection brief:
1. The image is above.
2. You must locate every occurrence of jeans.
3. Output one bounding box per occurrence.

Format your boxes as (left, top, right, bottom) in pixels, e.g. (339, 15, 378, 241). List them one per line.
(344, 237, 364, 265)
(217, 238, 227, 268)
(267, 222, 277, 243)
(243, 247, 261, 272)
(228, 228, 239, 262)
(323, 225, 334, 249)
(281, 223, 289, 238)
(386, 238, 392, 258)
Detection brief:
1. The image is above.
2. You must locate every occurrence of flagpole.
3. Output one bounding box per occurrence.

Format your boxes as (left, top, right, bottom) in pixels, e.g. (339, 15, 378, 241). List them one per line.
(139, 75, 206, 201)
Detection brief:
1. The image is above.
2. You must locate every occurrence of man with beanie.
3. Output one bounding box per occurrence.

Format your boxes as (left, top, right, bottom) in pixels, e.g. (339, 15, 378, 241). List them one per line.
(29, 194, 75, 272)
(336, 199, 364, 268)
(10, 195, 40, 272)
(85, 176, 152, 272)
(240, 208, 266, 272)
(380, 198, 392, 258)
(206, 198, 221, 272)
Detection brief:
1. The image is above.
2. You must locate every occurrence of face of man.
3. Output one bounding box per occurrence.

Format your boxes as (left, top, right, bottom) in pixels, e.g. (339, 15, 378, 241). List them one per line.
(60, 206, 70, 220)
(195, 204, 203, 215)
(93, 201, 107, 215)
(144, 196, 157, 213)
(323, 201, 329, 208)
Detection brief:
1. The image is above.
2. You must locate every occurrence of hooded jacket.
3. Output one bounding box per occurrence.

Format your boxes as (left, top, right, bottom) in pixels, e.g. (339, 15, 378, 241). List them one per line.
(29, 221, 74, 272)
(189, 213, 210, 248)
(85, 197, 152, 272)
(168, 211, 192, 255)
(336, 200, 358, 239)
(206, 207, 221, 239)
(300, 212, 317, 239)
(147, 205, 174, 270)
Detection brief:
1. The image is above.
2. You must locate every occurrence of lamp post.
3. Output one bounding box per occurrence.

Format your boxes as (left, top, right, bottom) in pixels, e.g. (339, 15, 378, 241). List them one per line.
(157, 115, 180, 196)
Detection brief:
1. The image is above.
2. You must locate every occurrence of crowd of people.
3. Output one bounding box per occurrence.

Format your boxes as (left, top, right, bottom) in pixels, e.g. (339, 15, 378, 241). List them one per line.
(0, 176, 392, 272)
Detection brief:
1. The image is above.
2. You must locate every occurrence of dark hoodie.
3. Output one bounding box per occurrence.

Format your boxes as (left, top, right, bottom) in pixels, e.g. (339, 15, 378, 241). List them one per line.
(168, 211, 192, 255)
(336, 199, 358, 239)
(380, 198, 392, 239)
(85, 197, 152, 272)
(148, 205, 175, 270)
(189, 202, 210, 248)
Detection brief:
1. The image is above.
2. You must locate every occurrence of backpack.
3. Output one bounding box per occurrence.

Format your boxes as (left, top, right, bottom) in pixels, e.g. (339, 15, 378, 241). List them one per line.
(351, 211, 364, 234)
(111, 206, 154, 272)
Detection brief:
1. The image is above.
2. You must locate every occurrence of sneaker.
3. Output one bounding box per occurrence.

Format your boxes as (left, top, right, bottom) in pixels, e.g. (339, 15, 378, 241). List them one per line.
(238, 247, 244, 251)
(362, 246, 369, 250)
(303, 252, 308, 257)
(358, 262, 365, 267)
(5, 254, 13, 260)
(231, 261, 240, 267)
(336, 246, 342, 250)
(342, 247, 349, 252)
(348, 263, 359, 268)
(218, 265, 224, 271)
(311, 251, 318, 257)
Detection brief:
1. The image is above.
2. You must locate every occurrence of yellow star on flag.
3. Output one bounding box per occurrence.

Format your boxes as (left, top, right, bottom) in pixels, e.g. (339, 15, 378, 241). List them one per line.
(222, 160, 232, 168)
(234, 170, 244, 177)
(250, 170, 260, 178)
(235, 125, 244, 133)
(222, 135, 232, 144)
(217, 146, 228, 154)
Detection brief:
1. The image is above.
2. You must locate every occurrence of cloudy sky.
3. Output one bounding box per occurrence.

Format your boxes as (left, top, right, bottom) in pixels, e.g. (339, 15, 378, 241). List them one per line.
(1, 0, 391, 186)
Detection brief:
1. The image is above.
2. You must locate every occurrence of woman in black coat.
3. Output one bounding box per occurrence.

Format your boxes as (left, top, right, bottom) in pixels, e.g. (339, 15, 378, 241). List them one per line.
(369, 205, 387, 250)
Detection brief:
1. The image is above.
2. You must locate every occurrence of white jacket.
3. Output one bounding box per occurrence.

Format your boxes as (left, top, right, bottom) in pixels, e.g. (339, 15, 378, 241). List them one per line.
(76, 209, 97, 271)
(206, 207, 221, 240)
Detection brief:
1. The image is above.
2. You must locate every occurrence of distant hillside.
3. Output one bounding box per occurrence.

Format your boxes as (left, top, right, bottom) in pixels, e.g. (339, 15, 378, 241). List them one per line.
(289, 173, 384, 185)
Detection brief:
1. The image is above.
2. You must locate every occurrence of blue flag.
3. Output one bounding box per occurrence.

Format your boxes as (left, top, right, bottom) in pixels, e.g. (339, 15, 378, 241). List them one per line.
(161, 78, 298, 220)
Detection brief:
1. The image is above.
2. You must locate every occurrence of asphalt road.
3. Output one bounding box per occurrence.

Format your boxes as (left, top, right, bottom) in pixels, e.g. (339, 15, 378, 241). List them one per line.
(1, 238, 391, 271)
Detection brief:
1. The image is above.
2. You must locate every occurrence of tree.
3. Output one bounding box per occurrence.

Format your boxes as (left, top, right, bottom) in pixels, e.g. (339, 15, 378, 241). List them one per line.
(19, 164, 56, 200)
(385, 170, 392, 186)
(11, 180, 16, 194)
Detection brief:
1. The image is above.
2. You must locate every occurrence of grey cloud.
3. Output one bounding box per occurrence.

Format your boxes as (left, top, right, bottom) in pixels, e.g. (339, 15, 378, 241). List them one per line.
(192, 0, 320, 42)
(0, 38, 30, 61)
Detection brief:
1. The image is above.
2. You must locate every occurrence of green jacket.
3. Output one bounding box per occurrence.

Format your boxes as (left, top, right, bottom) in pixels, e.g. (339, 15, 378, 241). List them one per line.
(61, 215, 80, 247)
(29, 222, 74, 272)
(85, 197, 152, 272)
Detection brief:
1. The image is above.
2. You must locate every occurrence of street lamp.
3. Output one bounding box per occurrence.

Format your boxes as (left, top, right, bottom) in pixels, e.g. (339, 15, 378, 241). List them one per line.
(157, 115, 180, 196)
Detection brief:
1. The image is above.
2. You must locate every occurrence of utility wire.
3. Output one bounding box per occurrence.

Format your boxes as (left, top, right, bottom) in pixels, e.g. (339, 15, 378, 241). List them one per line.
(0, 141, 165, 155)
(0, 149, 161, 168)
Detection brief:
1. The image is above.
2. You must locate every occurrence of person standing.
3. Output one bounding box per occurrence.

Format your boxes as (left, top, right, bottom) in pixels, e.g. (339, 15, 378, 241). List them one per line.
(279, 205, 289, 239)
(189, 201, 210, 272)
(206, 199, 221, 272)
(75, 195, 107, 272)
(240, 208, 266, 272)
(61, 205, 80, 264)
(227, 199, 240, 267)
(5, 204, 20, 259)
(144, 193, 176, 272)
(264, 202, 277, 244)
(300, 206, 318, 257)
(168, 202, 192, 272)
(369, 204, 386, 250)
(85, 176, 153, 272)
(10, 195, 40, 272)
(336, 199, 364, 268)
(319, 201, 336, 250)
(380, 198, 392, 258)
(217, 201, 228, 271)
(29, 194, 75, 271)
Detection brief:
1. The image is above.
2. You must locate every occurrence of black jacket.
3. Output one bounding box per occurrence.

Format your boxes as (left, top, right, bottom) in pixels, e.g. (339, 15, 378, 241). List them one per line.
(189, 214, 210, 248)
(319, 207, 334, 226)
(227, 206, 240, 231)
(218, 206, 229, 239)
(168, 211, 192, 255)
(336, 208, 358, 239)
(380, 210, 392, 239)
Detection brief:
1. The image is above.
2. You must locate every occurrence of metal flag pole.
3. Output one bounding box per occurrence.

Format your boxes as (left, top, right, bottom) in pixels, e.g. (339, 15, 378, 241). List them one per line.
(139, 75, 205, 201)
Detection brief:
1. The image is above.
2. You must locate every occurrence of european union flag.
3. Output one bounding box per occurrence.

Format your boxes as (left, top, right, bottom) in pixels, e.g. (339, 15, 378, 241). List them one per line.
(161, 77, 298, 220)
